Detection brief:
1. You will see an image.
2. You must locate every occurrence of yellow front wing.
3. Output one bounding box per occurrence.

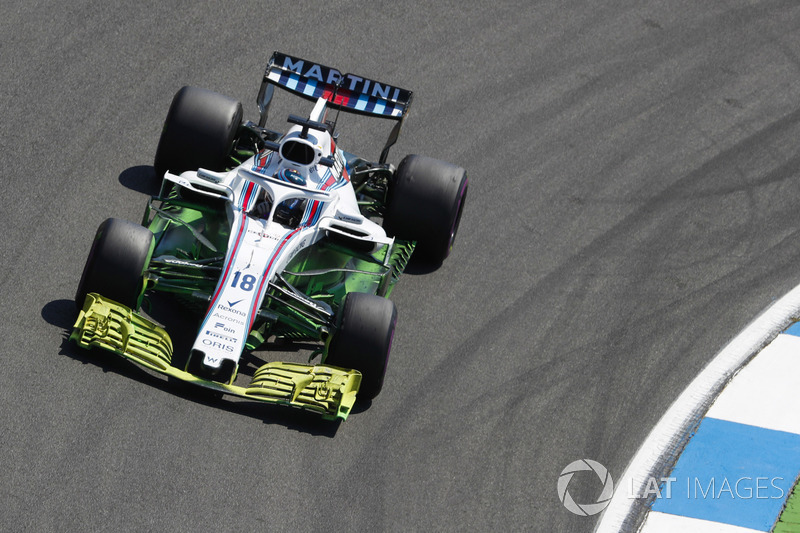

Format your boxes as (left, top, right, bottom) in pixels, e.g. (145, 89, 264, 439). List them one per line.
(71, 293, 360, 420)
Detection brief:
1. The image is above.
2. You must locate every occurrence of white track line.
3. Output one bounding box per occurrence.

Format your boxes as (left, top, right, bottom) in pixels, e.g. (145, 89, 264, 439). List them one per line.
(594, 283, 800, 533)
(704, 333, 800, 435)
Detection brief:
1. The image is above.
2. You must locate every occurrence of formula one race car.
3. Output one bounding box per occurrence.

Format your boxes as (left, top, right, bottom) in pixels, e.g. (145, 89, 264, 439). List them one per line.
(71, 52, 467, 420)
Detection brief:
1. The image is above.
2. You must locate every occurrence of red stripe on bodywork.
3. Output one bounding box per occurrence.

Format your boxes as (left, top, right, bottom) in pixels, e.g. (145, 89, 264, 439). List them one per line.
(303, 171, 337, 226)
(207, 216, 247, 313)
(305, 200, 321, 225)
(241, 181, 257, 210)
(248, 227, 302, 329)
(206, 181, 257, 312)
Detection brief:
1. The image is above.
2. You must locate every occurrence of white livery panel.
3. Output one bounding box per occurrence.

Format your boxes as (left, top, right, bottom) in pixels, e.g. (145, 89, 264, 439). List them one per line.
(187, 98, 393, 374)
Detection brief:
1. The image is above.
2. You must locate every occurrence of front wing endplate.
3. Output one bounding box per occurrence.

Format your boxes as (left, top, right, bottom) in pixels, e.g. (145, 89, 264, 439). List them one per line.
(71, 293, 360, 420)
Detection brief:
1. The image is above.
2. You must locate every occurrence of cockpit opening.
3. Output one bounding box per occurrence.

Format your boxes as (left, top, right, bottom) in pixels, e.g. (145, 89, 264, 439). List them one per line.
(280, 140, 315, 166)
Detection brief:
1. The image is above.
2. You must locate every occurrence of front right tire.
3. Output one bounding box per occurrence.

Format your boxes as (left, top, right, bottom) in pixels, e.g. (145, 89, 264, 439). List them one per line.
(325, 292, 397, 401)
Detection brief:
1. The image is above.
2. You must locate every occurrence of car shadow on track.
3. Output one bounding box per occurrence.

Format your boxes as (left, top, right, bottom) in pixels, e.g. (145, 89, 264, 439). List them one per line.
(41, 298, 347, 436)
(402, 258, 443, 276)
(118, 165, 161, 196)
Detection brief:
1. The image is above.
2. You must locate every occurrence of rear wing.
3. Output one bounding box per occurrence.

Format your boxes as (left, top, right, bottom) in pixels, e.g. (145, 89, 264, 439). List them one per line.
(257, 51, 413, 163)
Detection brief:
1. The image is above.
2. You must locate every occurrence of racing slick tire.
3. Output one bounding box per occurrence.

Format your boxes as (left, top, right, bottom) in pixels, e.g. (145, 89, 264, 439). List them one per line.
(75, 218, 154, 310)
(153, 86, 243, 178)
(383, 154, 468, 265)
(325, 292, 397, 402)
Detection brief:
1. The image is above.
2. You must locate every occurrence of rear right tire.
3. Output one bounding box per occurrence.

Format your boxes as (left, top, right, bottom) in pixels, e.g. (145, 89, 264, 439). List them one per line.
(383, 154, 468, 265)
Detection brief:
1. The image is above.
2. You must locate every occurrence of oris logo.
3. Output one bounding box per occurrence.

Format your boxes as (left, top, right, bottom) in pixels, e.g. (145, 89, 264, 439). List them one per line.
(202, 339, 235, 353)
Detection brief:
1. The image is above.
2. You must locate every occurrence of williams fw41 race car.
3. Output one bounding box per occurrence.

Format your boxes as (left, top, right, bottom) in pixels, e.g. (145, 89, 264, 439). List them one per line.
(71, 52, 468, 420)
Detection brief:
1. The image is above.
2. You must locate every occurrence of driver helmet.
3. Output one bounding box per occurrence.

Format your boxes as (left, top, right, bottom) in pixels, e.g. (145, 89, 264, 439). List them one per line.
(277, 167, 306, 186)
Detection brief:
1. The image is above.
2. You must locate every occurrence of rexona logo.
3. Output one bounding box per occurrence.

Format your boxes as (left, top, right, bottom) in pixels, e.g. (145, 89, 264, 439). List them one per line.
(218, 305, 247, 317)
(557, 459, 614, 516)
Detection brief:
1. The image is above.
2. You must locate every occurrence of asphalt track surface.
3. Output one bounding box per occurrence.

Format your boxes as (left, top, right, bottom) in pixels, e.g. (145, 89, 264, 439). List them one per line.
(5, 1, 800, 531)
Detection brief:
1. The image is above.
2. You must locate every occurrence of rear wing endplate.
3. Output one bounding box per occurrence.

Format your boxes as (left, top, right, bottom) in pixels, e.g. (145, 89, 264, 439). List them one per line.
(258, 51, 414, 163)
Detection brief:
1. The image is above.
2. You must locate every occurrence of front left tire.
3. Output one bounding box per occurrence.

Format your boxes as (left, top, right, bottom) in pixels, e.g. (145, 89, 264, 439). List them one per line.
(75, 218, 154, 310)
(153, 86, 243, 178)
